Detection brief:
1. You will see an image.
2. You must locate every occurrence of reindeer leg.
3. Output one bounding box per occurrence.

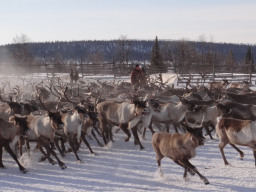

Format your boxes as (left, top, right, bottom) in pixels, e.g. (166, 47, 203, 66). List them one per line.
(93, 125, 101, 136)
(0, 145, 5, 168)
(152, 145, 164, 167)
(131, 127, 144, 150)
(147, 122, 155, 136)
(101, 124, 108, 145)
(54, 137, 65, 157)
(3, 142, 28, 173)
(172, 124, 179, 133)
(38, 145, 57, 165)
(81, 132, 95, 154)
(253, 150, 256, 167)
(38, 138, 67, 169)
(204, 125, 214, 140)
(173, 160, 195, 176)
(25, 140, 31, 156)
(60, 137, 67, 154)
(181, 159, 209, 185)
(67, 135, 81, 161)
(229, 143, 244, 160)
(91, 130, 104, 147)
(108, 125, 114, 142)
(120, 124, 131, 142)
(219, 140, 229, 165)
(18, 138, 25, 157)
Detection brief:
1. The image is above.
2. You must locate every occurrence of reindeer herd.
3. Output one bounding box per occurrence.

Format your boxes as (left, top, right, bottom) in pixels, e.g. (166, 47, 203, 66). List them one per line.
(1, 74, 256, 185)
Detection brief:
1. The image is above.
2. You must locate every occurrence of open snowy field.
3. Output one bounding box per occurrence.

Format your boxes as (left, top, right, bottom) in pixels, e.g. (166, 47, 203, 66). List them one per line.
(1, 129, 256, 192)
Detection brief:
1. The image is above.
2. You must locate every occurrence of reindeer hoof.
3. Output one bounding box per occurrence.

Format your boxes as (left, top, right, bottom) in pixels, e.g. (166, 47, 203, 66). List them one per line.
(140, 146, 145, 150)
(124, 138, 129, 142)
(20, 168, 28, 173)
(77, 159, 82, 163)
(188, 169, 195, 175)
(203, 179, 210, 185)
(60, 164, 67, 169)
(0, 164, 6, 169)
(39, 156, 47, 162)
(50, 160, 57, 165)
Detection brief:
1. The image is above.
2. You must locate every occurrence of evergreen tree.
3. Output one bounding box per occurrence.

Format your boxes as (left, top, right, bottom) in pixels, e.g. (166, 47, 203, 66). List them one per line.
(150, 36, 166, 73)
(226, 50, 235, 66)
(245, 46, 254, 64)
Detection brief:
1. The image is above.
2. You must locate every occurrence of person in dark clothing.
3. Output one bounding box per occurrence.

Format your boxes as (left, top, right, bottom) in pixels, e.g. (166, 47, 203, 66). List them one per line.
(70, 69, 75, 84)
(130, 64, 145, 90)
(74, 70, 79, 83)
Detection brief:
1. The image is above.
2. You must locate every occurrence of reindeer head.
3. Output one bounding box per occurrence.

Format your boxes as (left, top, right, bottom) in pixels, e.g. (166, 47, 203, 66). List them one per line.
(180, 98, 195, 112)
(185, 126, 205, 146)
(74, 105, 89, 119)
(148, 98, 161, 112)
(12, 115, 30, 136)
(9, 102, 22, 115)
(48, 111, 64, 130)
(132, 100, 150, 116)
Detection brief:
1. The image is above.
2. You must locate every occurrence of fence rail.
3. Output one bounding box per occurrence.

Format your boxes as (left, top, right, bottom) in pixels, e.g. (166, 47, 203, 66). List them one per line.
(1, 62, 255, 85)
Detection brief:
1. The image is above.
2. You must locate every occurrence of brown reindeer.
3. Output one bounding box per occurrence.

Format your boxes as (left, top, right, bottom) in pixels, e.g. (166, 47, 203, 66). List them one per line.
(152, 126, 209, 185)
(0, 116, 30, 173)
(216, 117, 256, 166)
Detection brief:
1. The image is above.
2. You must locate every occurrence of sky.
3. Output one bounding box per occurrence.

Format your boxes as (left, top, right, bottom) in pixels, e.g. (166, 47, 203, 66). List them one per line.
(0, 0, 256, 46)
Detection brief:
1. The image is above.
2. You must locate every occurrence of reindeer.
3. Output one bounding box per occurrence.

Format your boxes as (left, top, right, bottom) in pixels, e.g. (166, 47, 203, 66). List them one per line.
(0, 95, 22, 121)
(208, 79, 229, 90)
(96, 98, 150, 150)
(152, 125, 209, 185)
(146, 97, 195, 135)
(58, 105, 88, 161)
(228, 81, 250, 91)
(184, 104, 222, 140)
(53, 86, 93, 161)
(0, 115, 30, 173)
(216, 117, 256, 166)
(79, 111, 103, 154)
(16, 110, 67, 169)
(216, 102, 256, 121)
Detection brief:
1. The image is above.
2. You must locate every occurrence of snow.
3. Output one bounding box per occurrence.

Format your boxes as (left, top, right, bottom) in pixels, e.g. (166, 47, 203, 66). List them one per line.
(1, 130, 256, 192)
(1, 73, 256, 192)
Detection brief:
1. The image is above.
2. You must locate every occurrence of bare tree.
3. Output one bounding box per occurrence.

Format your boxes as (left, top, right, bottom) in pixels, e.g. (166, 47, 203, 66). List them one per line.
(173, 39, 197, 73)
(11, 33, 34, 65)
(116, 35, 131, 64)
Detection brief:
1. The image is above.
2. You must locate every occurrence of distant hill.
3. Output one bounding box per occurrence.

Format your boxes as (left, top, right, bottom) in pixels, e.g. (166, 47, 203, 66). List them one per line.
(0, 40, 255, 64)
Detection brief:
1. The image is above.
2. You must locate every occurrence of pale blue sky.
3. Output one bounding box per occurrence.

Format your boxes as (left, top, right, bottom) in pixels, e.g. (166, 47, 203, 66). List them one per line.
(0, 0, 255, 45)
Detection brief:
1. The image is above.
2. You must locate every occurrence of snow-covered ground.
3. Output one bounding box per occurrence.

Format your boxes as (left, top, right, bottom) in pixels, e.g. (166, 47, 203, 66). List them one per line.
(1, 73, 256, 192)
(1, 129, 256, 192)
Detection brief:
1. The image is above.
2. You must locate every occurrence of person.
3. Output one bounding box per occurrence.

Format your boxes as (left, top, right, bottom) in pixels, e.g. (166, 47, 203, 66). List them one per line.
(74, 70, 79, 83)
(70, 69, 75, 84)
(130, 64, 145, 90)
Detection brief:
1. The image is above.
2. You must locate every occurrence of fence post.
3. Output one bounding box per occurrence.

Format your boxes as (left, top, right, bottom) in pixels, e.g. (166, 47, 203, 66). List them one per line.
(113, 55, 116, 79)
(213, 62, 216, 79)
(250, 62, 253, 84)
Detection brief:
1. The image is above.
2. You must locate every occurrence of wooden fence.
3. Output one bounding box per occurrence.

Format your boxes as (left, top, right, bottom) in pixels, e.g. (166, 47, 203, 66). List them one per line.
(2, 62, 256, 86)
(177, 64, 256, 87)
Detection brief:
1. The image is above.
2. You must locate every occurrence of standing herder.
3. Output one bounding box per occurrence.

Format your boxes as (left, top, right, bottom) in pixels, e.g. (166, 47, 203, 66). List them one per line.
(130, 64, 145, 90)
(74, 70, 79, 83)
(70, 69, 75, 84)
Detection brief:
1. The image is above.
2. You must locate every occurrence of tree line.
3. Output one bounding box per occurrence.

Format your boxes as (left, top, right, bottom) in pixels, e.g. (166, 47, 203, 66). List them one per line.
(0, 34, 255, 74)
